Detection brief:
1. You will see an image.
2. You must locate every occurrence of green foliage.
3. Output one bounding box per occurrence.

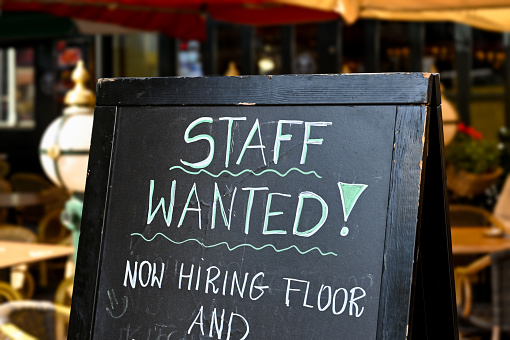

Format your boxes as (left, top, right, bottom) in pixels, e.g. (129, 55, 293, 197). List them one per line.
(446, 123, 501, 175)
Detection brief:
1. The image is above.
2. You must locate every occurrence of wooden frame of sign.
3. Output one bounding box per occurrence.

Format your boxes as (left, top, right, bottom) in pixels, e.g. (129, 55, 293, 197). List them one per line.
(69, 73, 458, 340)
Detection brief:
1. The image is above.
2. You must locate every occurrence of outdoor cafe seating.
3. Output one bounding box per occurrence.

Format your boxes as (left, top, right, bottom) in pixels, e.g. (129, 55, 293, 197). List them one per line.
(0, 164, 75, 337)
(449, 175, 510, 339)
(0, 300, 70, 340)
(455, 249, 510, 340)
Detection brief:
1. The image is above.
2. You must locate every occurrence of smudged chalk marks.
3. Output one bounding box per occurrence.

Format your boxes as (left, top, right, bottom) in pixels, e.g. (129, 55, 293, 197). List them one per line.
(106, 289, 128, 319)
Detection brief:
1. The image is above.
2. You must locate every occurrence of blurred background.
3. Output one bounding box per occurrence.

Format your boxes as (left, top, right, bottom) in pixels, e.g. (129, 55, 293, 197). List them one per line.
(1, 1, 510, 339)
(1, 1, 510, 194)
(0, 1, 508, 175)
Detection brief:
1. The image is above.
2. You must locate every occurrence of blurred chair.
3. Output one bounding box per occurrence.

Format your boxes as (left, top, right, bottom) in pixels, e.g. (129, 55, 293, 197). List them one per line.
(0, 300, 70, 340)
(0, 225, 37, 242)
(39, 188, 69, 216)
(449, 204, 506, 232)
(37, 209, 72, 287)
(0, 161, 12, 224)
(9, 173, 52, 226)
(54, 276, 74, 340)
(9, 173, 68, 226)
(455, 249, 510, 340)
(0, 282, 22, 303)
(0, 179, 12, 224)
(0, 160, 10, 179)
(55, 276, 74, 308)
(0, 180, 12, 194)
(0, 225, 37, 299)
(448, 204, 505, 288)
(9, 173, 52, 193)
(38, 209, 70, 245)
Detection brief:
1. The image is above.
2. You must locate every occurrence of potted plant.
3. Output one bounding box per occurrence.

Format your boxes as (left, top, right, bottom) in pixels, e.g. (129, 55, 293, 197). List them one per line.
(445, 123, 502, 198)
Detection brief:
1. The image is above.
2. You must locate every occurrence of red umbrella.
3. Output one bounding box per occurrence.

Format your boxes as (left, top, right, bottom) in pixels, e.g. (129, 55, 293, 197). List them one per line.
(1, 0, 339, 41)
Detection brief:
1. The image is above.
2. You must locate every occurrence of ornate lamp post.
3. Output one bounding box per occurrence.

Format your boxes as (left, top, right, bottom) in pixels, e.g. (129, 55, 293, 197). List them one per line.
(39, 60, 95, 260)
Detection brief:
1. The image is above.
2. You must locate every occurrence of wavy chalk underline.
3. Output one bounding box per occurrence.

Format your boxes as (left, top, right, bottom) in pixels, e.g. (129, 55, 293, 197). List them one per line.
(131, 232, 337, 257)
(169, 166, 322, 179)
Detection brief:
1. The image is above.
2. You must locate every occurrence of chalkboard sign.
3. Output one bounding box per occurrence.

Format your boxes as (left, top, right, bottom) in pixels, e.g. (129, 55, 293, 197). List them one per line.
(69, 73, 458, 339)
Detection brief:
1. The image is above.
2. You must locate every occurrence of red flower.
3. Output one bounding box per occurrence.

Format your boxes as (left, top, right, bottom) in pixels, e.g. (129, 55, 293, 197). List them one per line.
(457, 122, 483, 139)
(458, 122, 468, 133)
(466, 126, 483, 139)
(470, 130, 483, 140)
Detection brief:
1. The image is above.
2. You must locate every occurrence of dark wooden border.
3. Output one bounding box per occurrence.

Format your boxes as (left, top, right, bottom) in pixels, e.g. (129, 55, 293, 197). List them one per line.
(96, 73, 435, 106)
(68, 106, 117, 339)
(376, 105, 429, 340)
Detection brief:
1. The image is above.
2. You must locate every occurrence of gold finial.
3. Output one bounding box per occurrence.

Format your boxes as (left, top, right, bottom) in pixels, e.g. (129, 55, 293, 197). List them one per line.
(64, 60, 96, 107)
(224, 61, 240, 76)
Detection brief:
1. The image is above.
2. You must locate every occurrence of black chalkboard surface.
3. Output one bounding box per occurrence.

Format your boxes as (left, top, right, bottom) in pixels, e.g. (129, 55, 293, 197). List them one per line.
(69, 73, 458, 339)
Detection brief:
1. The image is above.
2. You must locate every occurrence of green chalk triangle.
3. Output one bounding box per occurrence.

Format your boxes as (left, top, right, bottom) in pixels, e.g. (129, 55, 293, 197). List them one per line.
(337, 182, 368, 222)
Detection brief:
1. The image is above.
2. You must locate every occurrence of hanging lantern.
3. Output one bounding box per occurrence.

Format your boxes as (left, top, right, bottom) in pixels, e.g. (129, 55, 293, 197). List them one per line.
(429, 64, 458, 146)
(441, 94, 459, 146)
(39, 60, 95, 193)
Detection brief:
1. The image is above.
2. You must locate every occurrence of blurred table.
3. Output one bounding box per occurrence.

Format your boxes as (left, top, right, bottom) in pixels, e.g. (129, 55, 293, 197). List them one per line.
(451, 227, 510, 255)
(0, 192, 50, 224)
(0, 241, 74, 269)
(0, 193, 47, 208)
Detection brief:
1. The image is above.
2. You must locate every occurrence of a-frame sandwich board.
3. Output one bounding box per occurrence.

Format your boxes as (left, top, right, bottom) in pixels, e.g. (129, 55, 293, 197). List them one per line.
(68, 72, 458, 339)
